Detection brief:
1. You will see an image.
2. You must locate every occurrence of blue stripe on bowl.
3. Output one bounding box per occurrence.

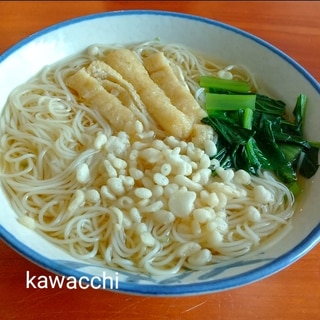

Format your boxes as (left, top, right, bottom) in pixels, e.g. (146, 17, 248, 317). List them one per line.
(1, 10, 319, 296)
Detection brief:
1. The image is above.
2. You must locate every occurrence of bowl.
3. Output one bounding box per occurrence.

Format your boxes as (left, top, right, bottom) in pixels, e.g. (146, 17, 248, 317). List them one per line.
(0, 10, 319, 296)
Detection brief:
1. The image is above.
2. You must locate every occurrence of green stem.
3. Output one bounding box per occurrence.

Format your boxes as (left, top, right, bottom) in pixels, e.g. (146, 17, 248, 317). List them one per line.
(205, 93, 256, 115)
(200, 76, 251, 93)
(243, 108, 254, 129)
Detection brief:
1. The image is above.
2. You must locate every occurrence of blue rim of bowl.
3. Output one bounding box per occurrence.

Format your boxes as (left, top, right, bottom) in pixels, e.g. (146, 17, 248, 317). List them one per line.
(1, 10, 320, 296)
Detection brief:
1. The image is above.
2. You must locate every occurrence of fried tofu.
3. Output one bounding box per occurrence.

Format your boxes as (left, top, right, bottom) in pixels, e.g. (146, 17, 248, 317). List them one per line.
(143, 52, 206, 123)
(66, 66, 137, 134)
(104, 49, 193, 140)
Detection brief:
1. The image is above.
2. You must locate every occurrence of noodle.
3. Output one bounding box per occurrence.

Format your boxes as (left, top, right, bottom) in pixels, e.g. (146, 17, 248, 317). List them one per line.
(0, 40, 295, 275)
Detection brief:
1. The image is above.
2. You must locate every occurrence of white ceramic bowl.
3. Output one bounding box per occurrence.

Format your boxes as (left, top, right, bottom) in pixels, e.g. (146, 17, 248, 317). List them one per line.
(0, 10, 319, 296)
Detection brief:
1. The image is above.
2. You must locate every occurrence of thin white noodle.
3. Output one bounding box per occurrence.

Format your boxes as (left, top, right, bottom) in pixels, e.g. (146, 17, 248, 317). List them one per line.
(0, 41, 296, 275)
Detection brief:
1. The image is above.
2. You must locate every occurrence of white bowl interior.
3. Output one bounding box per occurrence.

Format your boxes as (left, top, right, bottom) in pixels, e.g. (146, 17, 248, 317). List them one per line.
(0, 10, 319, 296)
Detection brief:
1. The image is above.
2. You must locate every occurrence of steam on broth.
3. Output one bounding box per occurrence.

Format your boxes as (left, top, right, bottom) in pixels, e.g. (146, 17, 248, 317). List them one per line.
(0, 40, 295, 275)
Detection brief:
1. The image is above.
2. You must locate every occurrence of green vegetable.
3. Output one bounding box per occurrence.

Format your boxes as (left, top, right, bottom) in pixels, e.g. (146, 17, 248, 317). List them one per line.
(200, 76, 251, 93)
(255, 94, 286, 116)
(200, 76, 319, 194)
(205, 93, 256, 112)
(293, 93, 307, 134)
(243, 108, 254, 130)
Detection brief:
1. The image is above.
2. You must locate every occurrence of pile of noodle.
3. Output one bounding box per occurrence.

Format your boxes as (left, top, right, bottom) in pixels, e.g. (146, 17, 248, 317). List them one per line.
(0, 40, 294, 275)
